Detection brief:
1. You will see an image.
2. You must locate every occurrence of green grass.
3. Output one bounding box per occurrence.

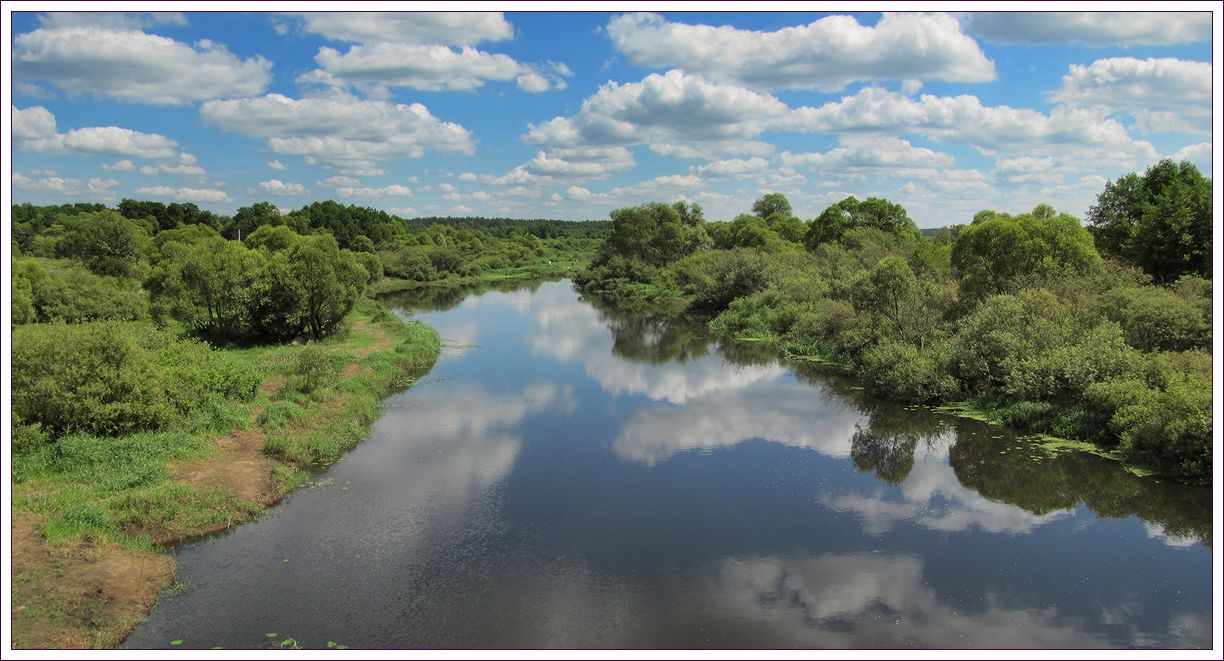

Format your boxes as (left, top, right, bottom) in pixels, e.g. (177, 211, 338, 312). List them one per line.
(11, 297, 441, 550)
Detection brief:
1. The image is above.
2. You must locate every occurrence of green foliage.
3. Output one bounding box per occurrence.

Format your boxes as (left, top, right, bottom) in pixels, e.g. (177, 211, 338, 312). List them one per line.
(292, 345, 343, 393)
(751, 192, 793, 218)
(11, 323, 174, 436)
(859, 340, 960, 403)
(11, 323, 259, 440)
(672, 249, 769, 310)
(599, 201, 710, 268)
(14, 258, 149, 324)
(952, 204, 1101, 302)
(290, 235, 368, 339)
(1096, 285, 1209, 352)
(12, 271, 37, 324)
(805, 196, 918, 248)
(1086, 159, 1211, 281)
(147, 230, 366, 342)
(57, 210, 150, 277)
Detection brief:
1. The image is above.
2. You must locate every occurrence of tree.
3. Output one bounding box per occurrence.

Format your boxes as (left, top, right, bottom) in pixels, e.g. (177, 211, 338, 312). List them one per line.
(852, 256, 919, 338)
(288, 234, 369, 339)
(751, 192, 792, 219)
(952, 204, 1101, 302)
(57, 210, 149, 277)
(1086, 159, 1211, 282)
(228, 201, 287, 240)
(600, 202, 710, 268)
(805, 196, 919, 248)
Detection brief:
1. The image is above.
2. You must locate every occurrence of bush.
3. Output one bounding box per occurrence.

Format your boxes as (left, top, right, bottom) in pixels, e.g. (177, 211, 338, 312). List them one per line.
(11, 323, 174, 436)
(293, 345, 343, 393)
(16, 258, 149, 324)
(859, 340, 959, 403)
(1096, 285, 1209, 352)
(672, 249, 769, 310)
(11, 322, 260, 439)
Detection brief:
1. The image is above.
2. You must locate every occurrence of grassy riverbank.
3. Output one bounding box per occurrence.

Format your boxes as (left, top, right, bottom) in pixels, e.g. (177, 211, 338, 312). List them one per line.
(10, 300, 440, 649)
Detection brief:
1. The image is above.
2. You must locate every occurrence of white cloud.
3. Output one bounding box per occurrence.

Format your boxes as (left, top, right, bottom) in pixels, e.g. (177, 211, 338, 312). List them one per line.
(14, 106, 180, 159)
(267, 159, 288, 171)
(255, 179, 310, 197)
(305, 44, 519, 92)
(317, 175, 360, 188)
(526, 69, 790, 148)
(783, 87, 1158, 166)
(608, 12, 995, 91)
(780, 135, 954, 172)
(139, 152, 207, 178)
(1170, 142, 1210, 174)
(648, 140, 775, 161)
(516, 71, 552, 93)
(200, 93, 474, 170)
(102, 159, 135, 171)
(523, 146, 636, 179)
(291, 12, 513, 45)
(1050, 57, 1211, 134)
(13, 172, 119, 199)
(335, 184, 413, 199)
(963, 12, 1210, 46)
(457, 172, 479, 182)
(14, 26, 271, 105)
(692, 157, 770, 178)
(134, 185, 231, 203)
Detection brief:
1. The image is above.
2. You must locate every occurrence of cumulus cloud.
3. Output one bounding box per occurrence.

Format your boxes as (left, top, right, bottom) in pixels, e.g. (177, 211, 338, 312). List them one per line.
(291, 12, 514, 45)
(783, 87, 1158, 166)
(299, 40, 571, 95)
(102, 159, 135, 171)
(526, 69, 790, 148)
(134, 185, 231, 203)
(14, 105, 179, 158)
(780, 135, 955, 172)
(692, 157, 770, 179)
(608, 12, 995, 91)
(267, 159, 288, 171)
(522, 146, 636, 179)
(200, 93, 474, 171)
(139, 152, 207, 178)
(1050, 57, 1211, 134)
(255, 179, 310, 197)
(13, 172, 120, 199)
(335, 184, 414, 199)
(14, 26, 271, 105)
(963, 12, 1210, 46)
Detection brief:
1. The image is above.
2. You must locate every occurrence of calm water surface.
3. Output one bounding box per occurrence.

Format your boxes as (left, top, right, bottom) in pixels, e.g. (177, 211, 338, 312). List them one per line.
(125, 279, 1212, 649)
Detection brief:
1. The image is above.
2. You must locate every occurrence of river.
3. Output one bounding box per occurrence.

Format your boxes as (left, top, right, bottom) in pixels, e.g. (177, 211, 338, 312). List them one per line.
(124, 279, 1212, 649)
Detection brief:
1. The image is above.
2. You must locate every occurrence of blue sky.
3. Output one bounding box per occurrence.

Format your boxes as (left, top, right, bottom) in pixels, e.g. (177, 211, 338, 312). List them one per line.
(7, 8, 1215, 226)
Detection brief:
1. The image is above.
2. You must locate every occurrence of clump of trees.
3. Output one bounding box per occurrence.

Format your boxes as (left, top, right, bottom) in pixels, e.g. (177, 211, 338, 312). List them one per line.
(1087, 159, 1211, 282)
(579, 180, 1212, 479)
(147, 229, 368, 342)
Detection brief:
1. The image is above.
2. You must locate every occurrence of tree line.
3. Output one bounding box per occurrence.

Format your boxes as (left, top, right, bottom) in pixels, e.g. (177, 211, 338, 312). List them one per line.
(576, 159, 1212, 479)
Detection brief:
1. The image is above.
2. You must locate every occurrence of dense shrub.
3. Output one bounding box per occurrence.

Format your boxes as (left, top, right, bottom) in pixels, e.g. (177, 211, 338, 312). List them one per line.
(11, 323, 260, 439)
(859, 340, 960, 403)
(14, 258, 149, 324)
(12, 323, 174, 436)
(293, 345, 343, 393)
(672, 249, 769, 310)
(1096, 285, 1209, 352)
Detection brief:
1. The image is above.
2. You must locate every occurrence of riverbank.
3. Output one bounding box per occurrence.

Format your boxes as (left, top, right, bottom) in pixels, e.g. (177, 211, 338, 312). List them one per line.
(371, 259, 589, 296)
(9, 300, 440, 649)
